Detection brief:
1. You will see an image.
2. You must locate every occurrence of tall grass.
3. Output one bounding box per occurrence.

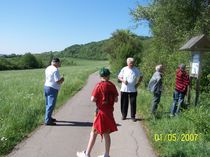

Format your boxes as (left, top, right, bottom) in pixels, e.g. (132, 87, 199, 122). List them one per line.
(0, 59, 108, 156)
(137, 89, 210, 157)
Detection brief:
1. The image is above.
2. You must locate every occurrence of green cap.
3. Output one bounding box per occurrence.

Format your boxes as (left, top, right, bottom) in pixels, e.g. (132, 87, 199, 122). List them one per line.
(99, 67, 110, 77)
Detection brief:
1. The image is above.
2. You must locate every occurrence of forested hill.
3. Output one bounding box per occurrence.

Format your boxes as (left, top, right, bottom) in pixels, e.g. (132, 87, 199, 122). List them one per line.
(0, 35, 150, 70)
(57, 40, 109, 60)
(0, 40, 110, 70)
(57, 36, 150, 60)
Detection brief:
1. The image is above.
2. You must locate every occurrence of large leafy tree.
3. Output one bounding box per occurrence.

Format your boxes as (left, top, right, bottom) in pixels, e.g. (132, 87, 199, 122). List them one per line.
(130, 0, 210, 92)
(131, 0, 210, 52)
(21, 53, 40, 69)
(105, 29, 143, 73)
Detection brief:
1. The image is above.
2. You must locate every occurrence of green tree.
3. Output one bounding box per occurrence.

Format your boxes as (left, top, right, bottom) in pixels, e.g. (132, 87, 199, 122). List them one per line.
(131, 0, 210, 92)
(21, 53, 40, 69)
(105, 29, 143, 73)
(131, 0, 210, 52)
(0, 58, 15, 70)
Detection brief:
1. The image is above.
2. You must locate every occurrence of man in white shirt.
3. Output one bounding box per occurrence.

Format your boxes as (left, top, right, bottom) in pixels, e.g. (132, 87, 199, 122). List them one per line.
(44, 58, 64, 125)
(118, 57, 143, 122)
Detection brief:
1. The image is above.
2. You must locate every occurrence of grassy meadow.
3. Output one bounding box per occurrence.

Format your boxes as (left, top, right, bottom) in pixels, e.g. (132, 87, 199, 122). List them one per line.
(0, 59, 108, 156)
(137, 89, 210, 157)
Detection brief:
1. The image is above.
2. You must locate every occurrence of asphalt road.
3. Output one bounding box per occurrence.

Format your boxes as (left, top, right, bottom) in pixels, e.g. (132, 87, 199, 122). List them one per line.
(7, 73, 156, 157)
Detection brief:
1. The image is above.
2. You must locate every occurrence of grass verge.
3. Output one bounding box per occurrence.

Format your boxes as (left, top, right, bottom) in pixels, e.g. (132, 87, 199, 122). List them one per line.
(0, 59, 107, 156)
(137, 89, 210, 157)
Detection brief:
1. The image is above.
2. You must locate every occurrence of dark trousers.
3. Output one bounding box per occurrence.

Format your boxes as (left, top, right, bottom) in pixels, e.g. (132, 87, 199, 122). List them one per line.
(121, 92, 137, 119)
(151, 92, 161, 114)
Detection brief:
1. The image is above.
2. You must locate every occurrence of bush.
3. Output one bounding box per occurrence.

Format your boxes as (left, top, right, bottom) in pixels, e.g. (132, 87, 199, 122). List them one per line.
(20, 53, 40, 69)
(105, 29, 143, 73)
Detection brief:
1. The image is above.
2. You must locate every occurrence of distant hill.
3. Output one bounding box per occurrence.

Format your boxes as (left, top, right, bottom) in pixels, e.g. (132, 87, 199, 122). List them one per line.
(0, 36, 151, 70)
(56, 39, 109, 60)
(56, 36, 151, 60)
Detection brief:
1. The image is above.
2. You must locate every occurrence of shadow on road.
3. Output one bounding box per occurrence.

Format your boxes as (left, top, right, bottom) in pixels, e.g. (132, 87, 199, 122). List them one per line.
(48, 120, 122, 127)
(55, 120, 93, 127)
(126, 118, 144, 121)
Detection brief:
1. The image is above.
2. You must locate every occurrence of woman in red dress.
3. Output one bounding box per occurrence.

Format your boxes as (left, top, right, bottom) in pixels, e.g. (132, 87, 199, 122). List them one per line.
(77, 67, 118, 157)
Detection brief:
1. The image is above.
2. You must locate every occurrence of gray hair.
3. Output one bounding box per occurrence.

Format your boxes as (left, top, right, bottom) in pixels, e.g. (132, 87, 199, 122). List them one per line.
(179, 64, 186, 71)
(127, 57, 134, 64)
(155, 64, 163, 72)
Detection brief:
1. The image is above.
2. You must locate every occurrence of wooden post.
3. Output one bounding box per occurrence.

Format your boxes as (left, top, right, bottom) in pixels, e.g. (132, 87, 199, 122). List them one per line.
(186, 77, 192, 106)
(195, 78, 200, 106)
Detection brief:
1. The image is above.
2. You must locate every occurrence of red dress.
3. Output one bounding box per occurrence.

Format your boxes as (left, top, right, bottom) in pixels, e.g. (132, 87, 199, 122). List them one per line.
(92, 81, 118, 135)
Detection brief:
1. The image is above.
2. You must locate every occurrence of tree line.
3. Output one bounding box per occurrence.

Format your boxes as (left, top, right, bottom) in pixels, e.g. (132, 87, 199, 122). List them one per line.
(0, 53, 43, 70)
(0, 35, 148, 71)
(0, 40, 109, 70)
(0, 38, 113, 70)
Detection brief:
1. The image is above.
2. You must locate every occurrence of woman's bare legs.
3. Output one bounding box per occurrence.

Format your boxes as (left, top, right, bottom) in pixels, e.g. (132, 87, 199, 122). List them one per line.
(86, 131, 98, 156)
(104, 133, 111, 156)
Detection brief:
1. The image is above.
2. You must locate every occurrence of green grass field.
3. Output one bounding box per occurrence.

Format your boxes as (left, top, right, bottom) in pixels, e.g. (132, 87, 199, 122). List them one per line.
(137, 89, 210, 157)
(0, 59, 108, 156)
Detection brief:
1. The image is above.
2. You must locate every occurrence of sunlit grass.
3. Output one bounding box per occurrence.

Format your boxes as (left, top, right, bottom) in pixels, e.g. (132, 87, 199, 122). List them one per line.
(137, 89, 210, 157)
(0, 59, 108, 156)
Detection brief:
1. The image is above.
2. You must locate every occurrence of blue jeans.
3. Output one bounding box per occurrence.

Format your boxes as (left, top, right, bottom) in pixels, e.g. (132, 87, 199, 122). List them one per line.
(170, 90, 185, 115)
(44, 86, 58, 124)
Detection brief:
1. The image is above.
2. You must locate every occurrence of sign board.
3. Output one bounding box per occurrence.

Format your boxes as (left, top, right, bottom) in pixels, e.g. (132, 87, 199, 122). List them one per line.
(190, 52, 200, 78)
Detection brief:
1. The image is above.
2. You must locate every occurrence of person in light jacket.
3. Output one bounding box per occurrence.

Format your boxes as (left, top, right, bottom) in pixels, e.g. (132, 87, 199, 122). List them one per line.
(148, 64, 163, 115)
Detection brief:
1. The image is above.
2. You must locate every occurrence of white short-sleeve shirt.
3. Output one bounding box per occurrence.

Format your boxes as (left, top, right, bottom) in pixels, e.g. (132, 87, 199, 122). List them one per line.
(118, 66, 143, 92)
(44, 65, 61, 90)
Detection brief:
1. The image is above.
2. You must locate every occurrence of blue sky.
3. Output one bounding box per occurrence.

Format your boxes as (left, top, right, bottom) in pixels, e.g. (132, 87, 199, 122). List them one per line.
(0, 0, 151, 54)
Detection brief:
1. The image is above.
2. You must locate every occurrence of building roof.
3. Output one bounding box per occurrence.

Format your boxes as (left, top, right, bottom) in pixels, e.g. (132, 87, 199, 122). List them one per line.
(179, 34, 210, 51)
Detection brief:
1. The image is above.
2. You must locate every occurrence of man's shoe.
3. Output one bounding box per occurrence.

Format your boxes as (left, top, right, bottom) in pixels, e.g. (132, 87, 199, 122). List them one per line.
(76, 151, 89, 157)
(169, 114, 175, 117)
(45, 122, 56, 126)
(98, 154, 110, 157)
(51, 118, 57, 122)
(131, 118, 137, 122)
(121, 117, 126, 120)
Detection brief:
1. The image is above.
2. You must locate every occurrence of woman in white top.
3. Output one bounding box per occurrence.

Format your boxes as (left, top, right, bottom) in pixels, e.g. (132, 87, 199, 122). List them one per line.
(118, 58, 143, 122)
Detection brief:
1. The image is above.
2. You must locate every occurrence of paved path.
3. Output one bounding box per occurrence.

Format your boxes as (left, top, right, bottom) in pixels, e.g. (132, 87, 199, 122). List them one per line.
(8, 73, 156, 157)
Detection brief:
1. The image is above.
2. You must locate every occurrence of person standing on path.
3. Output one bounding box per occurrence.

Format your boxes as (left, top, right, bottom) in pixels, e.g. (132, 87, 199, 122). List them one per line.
(44, 58, 64, 125)
(170, 64, 189, 116)
(77, 67, 119, 157)
(118, 57, 143, 122)
(148, 64, 164, 115)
